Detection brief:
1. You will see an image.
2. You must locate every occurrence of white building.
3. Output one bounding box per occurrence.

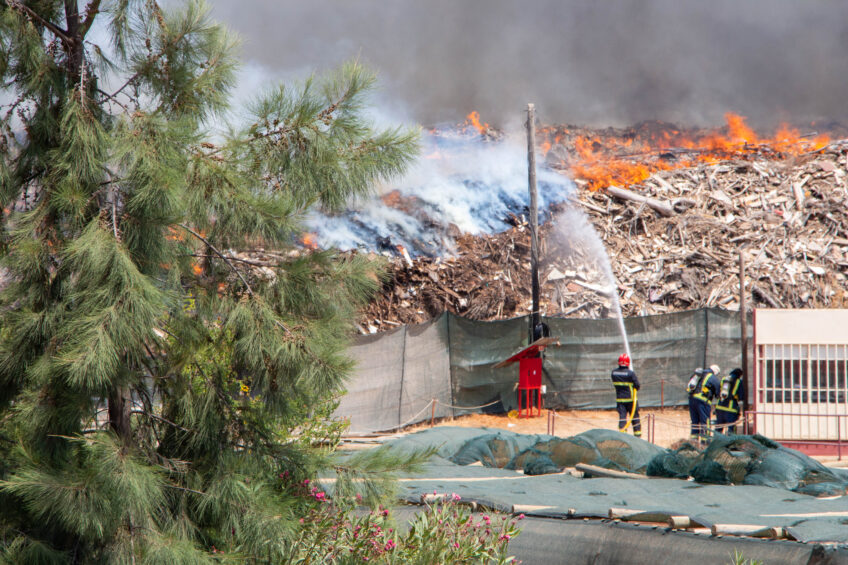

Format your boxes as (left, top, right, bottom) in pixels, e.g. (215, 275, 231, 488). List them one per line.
(754, 308, 848, 455)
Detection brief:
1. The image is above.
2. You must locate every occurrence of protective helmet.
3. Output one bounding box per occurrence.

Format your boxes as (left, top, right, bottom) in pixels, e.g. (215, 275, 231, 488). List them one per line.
(709, 364, 720, 375)
(618, 353, 631, 366)
(730, 367, 743, 377)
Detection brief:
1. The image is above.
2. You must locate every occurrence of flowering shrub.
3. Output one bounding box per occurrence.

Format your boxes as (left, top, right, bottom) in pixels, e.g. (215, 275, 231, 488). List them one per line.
(284, 480, 522, 564)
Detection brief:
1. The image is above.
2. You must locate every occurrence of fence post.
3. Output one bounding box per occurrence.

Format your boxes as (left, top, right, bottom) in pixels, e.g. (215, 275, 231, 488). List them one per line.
(430, 398, 436, 428)
(660, 379, 664, 410)
(652, 413, 656, 444)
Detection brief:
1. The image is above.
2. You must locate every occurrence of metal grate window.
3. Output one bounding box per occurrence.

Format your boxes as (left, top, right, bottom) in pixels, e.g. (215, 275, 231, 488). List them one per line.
(757, 344, 848, 439)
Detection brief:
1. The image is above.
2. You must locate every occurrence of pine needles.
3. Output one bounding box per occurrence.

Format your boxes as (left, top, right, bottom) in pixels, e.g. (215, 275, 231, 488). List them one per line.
(0, 1, 420, 562)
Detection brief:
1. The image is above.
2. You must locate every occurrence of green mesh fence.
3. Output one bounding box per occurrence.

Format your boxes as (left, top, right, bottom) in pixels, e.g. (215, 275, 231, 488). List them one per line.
(336, 308, 753, 434)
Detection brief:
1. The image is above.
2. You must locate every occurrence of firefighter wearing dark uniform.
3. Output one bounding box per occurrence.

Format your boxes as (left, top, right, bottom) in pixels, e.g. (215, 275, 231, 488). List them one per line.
(716, 367, 744, 434)
(611, 354, 641, 437)
(687, 364, 721, 440)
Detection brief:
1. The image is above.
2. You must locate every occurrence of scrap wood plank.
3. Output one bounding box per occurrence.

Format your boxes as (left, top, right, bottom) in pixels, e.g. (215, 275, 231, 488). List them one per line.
(606, 185, 674, 217)
(575, 463, 649, 480)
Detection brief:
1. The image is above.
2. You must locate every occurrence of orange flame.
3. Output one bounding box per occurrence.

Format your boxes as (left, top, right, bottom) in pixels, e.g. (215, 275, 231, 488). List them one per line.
(539, 113, 830, 191)
(464, 111, 489, 135)
(301, 233, 319, 249)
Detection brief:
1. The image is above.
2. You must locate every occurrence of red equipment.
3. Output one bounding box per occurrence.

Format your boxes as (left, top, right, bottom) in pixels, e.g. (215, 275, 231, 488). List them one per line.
(494, 337, 559, 417)
(618, 353, 630, 367)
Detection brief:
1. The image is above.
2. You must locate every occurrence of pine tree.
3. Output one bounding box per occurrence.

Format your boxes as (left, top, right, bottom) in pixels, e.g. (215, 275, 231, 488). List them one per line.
(0, 1, 418, 562)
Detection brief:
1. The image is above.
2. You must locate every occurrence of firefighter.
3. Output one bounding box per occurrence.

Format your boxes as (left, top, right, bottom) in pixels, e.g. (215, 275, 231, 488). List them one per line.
(716, 367, 744, 434)
(687, 364, 721, 440)
(611, 353, 641, 437)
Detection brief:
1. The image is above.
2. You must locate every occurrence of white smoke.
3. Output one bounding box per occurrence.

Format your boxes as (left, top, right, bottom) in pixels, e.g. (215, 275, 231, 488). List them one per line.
(305, 129, 576, 255)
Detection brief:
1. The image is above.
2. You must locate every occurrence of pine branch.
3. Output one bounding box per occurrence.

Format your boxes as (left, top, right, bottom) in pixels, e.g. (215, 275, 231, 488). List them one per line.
(5, 0, 72, 46)
(106, 16, 194, 101)
(177, 223, 255, 298)
(79, 0, 102, 38)
(186, 253, 274, 268)
(96, 88, 131, 112)
(131, 410, 193, 434)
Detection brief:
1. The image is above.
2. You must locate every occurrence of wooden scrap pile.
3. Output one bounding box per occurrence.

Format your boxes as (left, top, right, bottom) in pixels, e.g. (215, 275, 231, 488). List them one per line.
(358, 139, 848, 332)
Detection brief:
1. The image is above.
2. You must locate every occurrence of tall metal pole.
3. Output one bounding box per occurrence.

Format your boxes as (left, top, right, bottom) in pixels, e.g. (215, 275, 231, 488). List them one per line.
(526, 104, 540, 343)
(739, 250, 749, 405)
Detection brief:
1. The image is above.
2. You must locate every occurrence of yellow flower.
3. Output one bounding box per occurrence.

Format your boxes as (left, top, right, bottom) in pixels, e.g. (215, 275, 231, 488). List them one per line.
(240, 383, 250, 393)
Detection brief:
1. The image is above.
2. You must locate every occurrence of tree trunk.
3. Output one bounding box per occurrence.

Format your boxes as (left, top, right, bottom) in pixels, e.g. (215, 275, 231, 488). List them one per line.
(64, 0, 85, 86)
(108, 385, 132, 445)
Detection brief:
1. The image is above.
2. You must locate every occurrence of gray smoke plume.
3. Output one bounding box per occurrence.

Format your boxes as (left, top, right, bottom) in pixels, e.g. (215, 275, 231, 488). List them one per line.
(210, 0, 848, 128)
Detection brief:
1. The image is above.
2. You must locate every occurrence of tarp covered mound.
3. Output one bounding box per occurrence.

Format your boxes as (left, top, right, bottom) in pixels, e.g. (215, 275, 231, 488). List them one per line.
(647, 434, 848, 496)
(446, 428, 665, 475)
(448, 431, 550, 468)
(507, 429, 666, 474)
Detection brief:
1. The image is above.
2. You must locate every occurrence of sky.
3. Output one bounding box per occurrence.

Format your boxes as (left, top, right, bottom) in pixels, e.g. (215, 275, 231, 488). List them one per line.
(209, 0, 848, 130)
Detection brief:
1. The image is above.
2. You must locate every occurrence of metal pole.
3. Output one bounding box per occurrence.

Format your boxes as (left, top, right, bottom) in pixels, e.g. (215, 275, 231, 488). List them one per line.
(526, 103, 540, 343)
(740, 251, 749, 406)
(839, 415, 842, 461)
(660, 379, 665, 410)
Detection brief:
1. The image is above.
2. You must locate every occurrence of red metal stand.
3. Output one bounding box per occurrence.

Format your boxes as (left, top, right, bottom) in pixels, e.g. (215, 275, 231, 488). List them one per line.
(518, 357, 543, 417)
(493, 337, 558, 419)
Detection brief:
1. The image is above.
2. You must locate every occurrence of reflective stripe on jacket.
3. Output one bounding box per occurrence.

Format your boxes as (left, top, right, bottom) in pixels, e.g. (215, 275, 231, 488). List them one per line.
(690, 370, 719, 403)
(716, 376, 743, 413)
(611, 366, 639, 402)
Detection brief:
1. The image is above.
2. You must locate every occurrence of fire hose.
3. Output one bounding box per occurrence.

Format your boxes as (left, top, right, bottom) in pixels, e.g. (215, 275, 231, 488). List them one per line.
(622, 387, 638, 432)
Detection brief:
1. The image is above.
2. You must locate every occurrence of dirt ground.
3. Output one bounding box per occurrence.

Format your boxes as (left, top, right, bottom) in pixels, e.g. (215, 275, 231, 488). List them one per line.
(407, 406, 693, 449)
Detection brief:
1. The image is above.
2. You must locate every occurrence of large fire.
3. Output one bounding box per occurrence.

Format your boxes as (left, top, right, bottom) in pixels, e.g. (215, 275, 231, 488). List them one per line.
(537, 112, 830, 191)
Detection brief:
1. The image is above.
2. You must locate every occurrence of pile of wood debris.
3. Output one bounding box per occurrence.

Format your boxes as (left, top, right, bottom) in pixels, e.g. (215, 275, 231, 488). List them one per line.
(358, 132, 848, 333)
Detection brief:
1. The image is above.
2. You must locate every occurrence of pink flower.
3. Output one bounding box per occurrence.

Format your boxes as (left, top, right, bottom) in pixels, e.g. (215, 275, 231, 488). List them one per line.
(451, 492, 461, 501)
(356, 494, 363, 502)
(454, 542, 460, 548)
(315, 492, 325, 501)
(385, 540, 396, 550)
(500, 534, 511, 541)
(518, 513, 525, 520)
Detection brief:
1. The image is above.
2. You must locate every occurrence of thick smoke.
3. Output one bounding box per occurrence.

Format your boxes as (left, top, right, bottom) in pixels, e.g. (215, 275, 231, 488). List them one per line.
(211, 0, 848, 128)
(304, 131, 574, 255)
